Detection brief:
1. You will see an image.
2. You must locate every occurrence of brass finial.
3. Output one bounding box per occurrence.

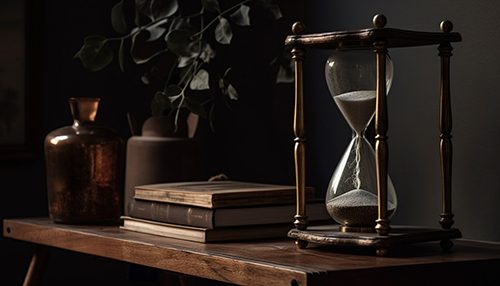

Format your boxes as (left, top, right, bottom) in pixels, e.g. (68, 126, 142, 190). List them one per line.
(440, 20, 453, 33)
(373, 14, 387, 28)
(292, 22, 305, 35)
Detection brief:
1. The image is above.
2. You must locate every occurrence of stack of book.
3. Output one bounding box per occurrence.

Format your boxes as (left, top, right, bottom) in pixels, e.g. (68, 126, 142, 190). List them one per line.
(121, 180, 331, 242)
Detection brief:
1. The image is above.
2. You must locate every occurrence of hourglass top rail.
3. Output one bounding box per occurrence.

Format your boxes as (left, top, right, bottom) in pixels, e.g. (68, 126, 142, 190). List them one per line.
(285, 15, 462, 50)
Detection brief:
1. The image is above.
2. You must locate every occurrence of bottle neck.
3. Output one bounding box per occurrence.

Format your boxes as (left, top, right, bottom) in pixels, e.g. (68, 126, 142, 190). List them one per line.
(69, 98, 100, 126)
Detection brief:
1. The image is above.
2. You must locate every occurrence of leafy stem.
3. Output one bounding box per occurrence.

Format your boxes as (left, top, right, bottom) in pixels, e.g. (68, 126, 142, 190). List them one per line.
(75, 0, 289, 129)
(191, 0, 251, 39)
(173, 61, 202, 129)
(184, 9, 204, 19)
(164, 57, 180, 92)
(105, 16, 171, 44)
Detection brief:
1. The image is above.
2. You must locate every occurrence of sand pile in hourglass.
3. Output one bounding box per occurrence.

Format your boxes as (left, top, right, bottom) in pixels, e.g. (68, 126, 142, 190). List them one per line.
(334, 90, 376, 134)
(327, 90, 395, 227)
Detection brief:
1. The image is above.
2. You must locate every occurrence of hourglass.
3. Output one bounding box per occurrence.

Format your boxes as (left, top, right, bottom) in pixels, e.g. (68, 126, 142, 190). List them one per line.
(325, 50, 397, 232)
(286, 15, 463, 255)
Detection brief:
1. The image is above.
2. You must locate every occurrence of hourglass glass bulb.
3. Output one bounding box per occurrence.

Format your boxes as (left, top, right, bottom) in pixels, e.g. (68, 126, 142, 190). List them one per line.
(324, 50, 397, 230)
(325, 50, 393, 134)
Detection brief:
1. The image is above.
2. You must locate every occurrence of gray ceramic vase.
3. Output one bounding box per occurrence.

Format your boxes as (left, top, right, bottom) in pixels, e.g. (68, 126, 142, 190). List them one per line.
(124, 114, 200, 216)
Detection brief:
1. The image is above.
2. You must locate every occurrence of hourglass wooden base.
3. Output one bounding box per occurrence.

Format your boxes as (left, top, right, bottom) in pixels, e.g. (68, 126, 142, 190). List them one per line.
(288, 225, 462, 256)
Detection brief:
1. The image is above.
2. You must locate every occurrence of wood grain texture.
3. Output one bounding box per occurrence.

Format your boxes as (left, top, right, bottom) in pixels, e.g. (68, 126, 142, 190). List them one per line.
(134, 181, 314, 209)
(285, 28, 462, 50)
(292, 44, 308, 232)
(374, 43, 390, 236)
(4, 218, 500, 286)
(288, 225, 462, 249)
(438, 42, 454, 229)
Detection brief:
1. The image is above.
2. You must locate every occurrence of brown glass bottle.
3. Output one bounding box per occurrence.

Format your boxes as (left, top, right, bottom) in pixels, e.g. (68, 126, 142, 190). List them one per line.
(44, 98, 124, 224)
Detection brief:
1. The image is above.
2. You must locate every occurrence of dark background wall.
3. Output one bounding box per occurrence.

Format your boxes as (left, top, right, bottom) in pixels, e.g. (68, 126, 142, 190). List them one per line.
(1, 1, 152, 284)
(2, 0, 500, 285)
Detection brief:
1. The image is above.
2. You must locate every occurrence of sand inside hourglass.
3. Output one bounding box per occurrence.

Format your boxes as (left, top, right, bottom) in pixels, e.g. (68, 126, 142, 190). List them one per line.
(326, 189, 396, 226)
(333, 90, 376, 134)
(328, 90, 389, 227)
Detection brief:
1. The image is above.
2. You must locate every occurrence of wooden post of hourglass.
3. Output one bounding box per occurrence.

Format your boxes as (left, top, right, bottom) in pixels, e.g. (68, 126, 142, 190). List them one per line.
(291, 22, 309, 249)
(373, 15, 391, 237)
(438, 20, 455, 232)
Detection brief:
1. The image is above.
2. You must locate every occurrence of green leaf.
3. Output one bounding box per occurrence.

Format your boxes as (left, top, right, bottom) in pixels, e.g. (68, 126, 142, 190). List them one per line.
(178, 56, 195, 68)
(75, 35, 114, 72)
(169, 17, 190, 32)
(215, 17, 232, 45)
(276, 62, 294, 83)
(230, 4, 250, 26)
(226, 83, 238, 100)
(165, 84, 183, 97)
(218, 69, 238, 100)
(268, 4, 282, 20)
(111, 0, 128, 34)
(218, 78, 225, 90)
(189, 69, 210, 90)
(118, 38, 125, 72)
(135, 9, 150, 26)
(146, 19, 168, 41)
(223, 67, 232, 78)
(201, 0, 220, 12)
(151, 85, 183, 116)
(199, 43, 215, 63)
(151, 0, 178, 19)
(135, 0, 149, 16)
(151, 91, 172, 116)
(165, 28, 198, 57)
(254, 1, 283, 20)
(135, 0, 178, 21)
(275, 47, 294, 83)
(130, 29, 168, 64)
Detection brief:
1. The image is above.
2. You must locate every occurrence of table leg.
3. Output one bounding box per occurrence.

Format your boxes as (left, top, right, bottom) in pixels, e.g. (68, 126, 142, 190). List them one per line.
(23, 246, 48, 286)
(160, 271, 200, 286)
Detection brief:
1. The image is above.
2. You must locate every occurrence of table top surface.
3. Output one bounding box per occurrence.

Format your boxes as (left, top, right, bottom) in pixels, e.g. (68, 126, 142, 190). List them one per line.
(4, 218, 500, 286)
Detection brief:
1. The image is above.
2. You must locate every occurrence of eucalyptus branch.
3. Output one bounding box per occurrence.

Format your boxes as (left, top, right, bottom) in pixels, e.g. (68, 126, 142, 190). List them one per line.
(164, 57, 180, 92)
(184, 9, 204, 19)
(104, 35, 131, 43)
(179, 61, 197, 85)
(106, 15, 172, 44)
(198, 7, 205, 44)
(138, 48, 170, 64)
(191, 0, 251, 38)
(173, 61, 203, 129)
(174, 96, 186, 130)
(77, 0, 285, 129)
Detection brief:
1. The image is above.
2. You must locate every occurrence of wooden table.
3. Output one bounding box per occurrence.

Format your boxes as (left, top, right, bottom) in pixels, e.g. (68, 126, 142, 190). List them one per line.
(4, 218, 500, 286)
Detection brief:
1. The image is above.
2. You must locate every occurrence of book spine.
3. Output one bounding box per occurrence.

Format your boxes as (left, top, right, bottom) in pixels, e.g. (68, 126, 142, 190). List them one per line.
(129, 199, 214, 229)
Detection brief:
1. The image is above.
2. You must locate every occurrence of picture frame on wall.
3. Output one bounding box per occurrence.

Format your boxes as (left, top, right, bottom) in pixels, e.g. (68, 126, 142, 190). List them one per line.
(0, 0, 40, 160)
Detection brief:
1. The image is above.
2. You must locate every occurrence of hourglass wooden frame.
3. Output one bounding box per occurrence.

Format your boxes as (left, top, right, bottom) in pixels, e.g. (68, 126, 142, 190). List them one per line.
(286, 14, 462, 255)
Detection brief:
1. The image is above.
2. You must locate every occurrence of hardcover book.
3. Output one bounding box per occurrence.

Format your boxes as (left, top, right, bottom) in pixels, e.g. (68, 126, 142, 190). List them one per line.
(133, 180, 314, 208)
(129, 198, 330, 229)
(120, 216, 293, 243)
